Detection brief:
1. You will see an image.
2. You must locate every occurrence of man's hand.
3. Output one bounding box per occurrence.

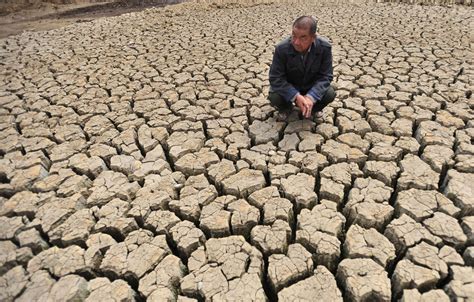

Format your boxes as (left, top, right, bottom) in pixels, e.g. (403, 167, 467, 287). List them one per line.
(295, 94, 313, 118)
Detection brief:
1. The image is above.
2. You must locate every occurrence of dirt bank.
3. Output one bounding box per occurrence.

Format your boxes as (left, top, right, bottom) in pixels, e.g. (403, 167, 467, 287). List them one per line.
(0, 0, 185, 39)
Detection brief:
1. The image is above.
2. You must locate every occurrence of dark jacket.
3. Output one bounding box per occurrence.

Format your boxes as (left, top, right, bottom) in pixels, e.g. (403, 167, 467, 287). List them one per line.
(269, 36, 333, 103)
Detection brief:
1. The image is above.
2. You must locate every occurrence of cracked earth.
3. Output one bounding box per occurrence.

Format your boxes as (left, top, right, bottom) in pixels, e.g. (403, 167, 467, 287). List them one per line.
(0, 0, 473, 301)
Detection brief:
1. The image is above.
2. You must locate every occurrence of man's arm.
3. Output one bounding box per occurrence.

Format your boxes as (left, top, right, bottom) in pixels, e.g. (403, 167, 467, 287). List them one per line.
(306, 45, 333, 102)
(269, 45, 299, 103)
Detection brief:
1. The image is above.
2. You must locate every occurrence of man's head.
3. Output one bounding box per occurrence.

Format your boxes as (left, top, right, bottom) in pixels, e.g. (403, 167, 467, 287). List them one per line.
(291, 16, 317, 53)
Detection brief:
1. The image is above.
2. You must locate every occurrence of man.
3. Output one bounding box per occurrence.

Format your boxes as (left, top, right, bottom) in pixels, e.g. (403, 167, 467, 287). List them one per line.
(268, 16, 336, 120)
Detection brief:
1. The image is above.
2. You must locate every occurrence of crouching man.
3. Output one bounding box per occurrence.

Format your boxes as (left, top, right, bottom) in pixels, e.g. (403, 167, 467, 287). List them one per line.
(268, 15, 336, 120)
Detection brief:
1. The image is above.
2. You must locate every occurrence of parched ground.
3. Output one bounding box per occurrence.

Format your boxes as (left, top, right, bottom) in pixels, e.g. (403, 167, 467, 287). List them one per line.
(0, 0, 473, 301)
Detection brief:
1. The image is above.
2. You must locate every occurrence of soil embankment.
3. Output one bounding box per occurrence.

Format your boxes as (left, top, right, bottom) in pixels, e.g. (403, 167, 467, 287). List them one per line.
(0, 0, 185, 38)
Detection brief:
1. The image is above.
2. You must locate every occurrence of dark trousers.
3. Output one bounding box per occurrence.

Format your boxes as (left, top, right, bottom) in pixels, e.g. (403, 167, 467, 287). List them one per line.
(268, 85, 336, 114)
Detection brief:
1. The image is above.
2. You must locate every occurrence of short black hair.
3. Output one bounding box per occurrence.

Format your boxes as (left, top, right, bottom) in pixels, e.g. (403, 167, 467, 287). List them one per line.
(293, 16, 317, 35)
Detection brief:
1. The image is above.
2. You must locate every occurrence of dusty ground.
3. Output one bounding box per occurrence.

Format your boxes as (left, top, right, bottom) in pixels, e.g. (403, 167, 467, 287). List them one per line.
(0, 0, 473, 301)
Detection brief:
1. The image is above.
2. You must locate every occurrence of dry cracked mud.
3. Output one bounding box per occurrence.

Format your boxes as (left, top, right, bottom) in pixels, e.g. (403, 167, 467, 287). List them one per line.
(0, 0, 473, 301)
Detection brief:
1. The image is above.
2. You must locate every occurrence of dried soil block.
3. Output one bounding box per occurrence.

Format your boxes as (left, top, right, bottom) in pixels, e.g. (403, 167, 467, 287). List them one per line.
(344, 177, 393, 231)
(100, 230, 171, 280)
(180, 236, 265, 301)
(343, 225, 396, 268)
(221, 168, 266, 198)
(337, 258, 391, 302)
(443, 170, 474, 216)
(278, 266, 342, 301)
(268, 244, 313, 293)
(397, 155, 439, 191)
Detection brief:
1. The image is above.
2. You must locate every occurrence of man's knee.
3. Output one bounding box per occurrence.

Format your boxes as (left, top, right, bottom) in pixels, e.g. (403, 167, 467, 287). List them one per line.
(268, 92, 282, 106)
(268, 92, 291, 112)
(323, 85, 336, 103)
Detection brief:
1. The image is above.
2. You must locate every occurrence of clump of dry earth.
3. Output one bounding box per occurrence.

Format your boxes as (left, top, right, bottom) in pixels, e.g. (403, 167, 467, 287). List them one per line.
(0, 0, 473, 301)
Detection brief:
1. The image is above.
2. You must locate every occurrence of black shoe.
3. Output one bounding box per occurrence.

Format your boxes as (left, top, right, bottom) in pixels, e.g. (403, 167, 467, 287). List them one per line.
(276, 111, 291, 122)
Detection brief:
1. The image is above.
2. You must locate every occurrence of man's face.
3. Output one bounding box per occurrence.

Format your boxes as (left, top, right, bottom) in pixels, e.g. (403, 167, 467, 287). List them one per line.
(291, 26, 315, 53)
